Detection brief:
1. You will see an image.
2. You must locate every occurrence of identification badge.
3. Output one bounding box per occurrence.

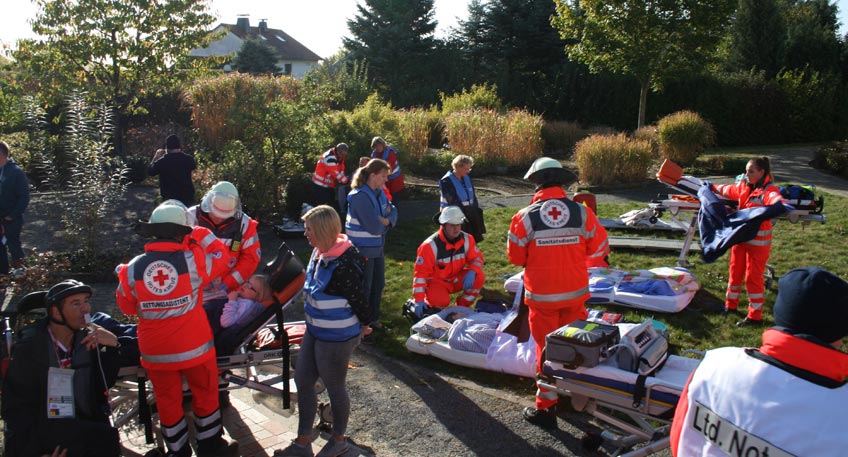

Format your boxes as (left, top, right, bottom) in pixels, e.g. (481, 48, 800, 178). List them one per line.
(47, 367, 75, 419)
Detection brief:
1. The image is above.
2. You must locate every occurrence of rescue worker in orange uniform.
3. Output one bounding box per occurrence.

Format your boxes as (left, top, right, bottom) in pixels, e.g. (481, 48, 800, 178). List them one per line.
(312, 143, 350, 213)
(187, 182, 261, 298)
(508, 157, 610, 428)
(116, 201, 238, 457)
(411, 206, 485, 317)
(711, 157, 784, 326)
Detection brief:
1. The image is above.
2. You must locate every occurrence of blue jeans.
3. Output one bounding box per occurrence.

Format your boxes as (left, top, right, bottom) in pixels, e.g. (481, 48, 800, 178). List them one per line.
(0, 215, 24, 274)
(362, 256, 385, 325)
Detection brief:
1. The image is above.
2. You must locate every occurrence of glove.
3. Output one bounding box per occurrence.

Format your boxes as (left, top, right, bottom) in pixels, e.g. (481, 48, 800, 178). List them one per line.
(413, 301, 428, 318)
(462, 271, 476, 291)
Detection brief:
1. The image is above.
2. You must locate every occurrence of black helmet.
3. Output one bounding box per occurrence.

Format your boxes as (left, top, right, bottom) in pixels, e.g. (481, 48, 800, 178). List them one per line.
(46, 279, 93, 308)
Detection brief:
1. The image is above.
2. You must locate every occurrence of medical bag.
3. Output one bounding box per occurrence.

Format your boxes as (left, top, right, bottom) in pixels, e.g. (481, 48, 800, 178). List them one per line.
(545, 320, 620, 369)
(615, 320, 669, 376)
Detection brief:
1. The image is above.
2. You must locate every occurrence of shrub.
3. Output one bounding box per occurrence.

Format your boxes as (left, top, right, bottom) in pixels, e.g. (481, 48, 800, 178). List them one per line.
(283, 173, 313, 219)
(776, 68, 841, 142)
(574, 134, 653, 186)
(657, 111, 715, 166)
(124, 155, 150, 184)
(215, 140, 281, 217)
(8, 248, 71, 295)
(632, 125, 659, 158)
(184, 73, 304, 153)
(326, 93, 400, 167)
(23, 93, 130, 263)
(396, 108, 443, 164)
(542, 120, 588, 158)
(444, 109, 543, 168)
(440, 83, 502, 116)
(812, 141, 848, 178)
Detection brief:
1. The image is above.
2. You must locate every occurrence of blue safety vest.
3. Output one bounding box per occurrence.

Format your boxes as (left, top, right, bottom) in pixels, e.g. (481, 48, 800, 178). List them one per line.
(440, 171, 475, 208)
(345, 186, 388, 249)
(304, 254, 361, 342)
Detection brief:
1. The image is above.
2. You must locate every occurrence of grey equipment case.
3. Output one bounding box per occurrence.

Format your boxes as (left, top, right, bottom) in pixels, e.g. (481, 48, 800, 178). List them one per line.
(545, 320, 620, 369)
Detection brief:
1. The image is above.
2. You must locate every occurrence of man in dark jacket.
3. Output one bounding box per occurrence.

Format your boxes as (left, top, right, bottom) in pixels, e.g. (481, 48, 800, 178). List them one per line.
(1, 280, 122, 456)
(0, 140, 30, 277)
(148, 134, 197, 207)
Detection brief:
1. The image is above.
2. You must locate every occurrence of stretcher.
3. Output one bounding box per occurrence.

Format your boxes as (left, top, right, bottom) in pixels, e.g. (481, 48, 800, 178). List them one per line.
(538, 322, 702, 456)
(1, 242, 307, 451)
(649, 160, 826, 268)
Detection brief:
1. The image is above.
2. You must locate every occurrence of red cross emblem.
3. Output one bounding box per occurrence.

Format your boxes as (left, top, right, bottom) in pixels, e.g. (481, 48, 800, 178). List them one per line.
(547, 207, 562, 220)
(153, 269, 170, 287)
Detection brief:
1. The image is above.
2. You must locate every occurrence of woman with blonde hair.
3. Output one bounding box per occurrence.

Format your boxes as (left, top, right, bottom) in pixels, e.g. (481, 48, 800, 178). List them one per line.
(345, 159, 397, 336)
(439, 154, 485, 242)
(276, 205, 372, 457)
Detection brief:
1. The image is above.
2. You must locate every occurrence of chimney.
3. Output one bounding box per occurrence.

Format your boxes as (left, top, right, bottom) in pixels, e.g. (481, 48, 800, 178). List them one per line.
(236, 15, 250, 35)
(259, 19, 268, 33)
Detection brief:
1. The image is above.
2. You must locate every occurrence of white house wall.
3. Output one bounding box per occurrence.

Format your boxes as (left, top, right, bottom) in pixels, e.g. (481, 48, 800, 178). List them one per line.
(278, 61, 320, 78)
(189, 29, 242, 57)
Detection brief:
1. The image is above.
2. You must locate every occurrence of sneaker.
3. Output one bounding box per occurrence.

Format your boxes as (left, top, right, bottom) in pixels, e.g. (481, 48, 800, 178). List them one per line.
(736, 317, 763, 327)
(275, 441, 314, 457)
(523, 406, 557, 429)
(316, 438, 349, 457)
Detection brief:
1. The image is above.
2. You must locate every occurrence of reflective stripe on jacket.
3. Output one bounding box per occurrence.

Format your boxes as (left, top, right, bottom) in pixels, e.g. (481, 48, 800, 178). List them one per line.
(713, 176, 784, 247)
(507, 187, 609, 309)
(188, 207, 261, 291)
(304, 250, 361, 342)
(345, 185, 391, 251)
(439, 171, 476, 209)
(312, 148, 349, 188)
(116, 228, 231, 370)
(413, 227, 484, 303)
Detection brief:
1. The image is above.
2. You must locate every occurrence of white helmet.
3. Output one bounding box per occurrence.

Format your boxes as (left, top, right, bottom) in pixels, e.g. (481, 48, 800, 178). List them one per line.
(524, 157, 577, 186)
(201, 181, 241, 220)
(439, 206, 467, 225)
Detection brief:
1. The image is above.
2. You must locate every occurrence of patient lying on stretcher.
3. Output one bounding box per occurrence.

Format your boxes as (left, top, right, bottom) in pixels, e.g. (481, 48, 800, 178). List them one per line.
(94, 275, 275, 367)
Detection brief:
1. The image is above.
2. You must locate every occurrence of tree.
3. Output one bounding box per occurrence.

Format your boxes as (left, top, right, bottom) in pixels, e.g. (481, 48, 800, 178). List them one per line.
(13, 0, 217, 118)
(781, 0, 842, 74)
(552, 0, 736, 128)
(727, 0, 786, 77)
(344, 0, 438, 106)
(235, 40, 280, 75)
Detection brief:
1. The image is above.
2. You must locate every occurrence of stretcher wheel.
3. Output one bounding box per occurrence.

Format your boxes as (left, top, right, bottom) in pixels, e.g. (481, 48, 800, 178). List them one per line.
(648, 216, 658, 224)
(582, 432, 603, 452)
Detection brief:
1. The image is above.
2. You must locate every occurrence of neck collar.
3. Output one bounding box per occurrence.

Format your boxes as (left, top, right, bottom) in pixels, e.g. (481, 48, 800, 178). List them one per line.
(760, 328, 848, 382)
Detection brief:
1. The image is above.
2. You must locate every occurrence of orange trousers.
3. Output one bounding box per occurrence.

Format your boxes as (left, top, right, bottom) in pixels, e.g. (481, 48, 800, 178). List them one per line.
(527, 304, 588, 410)
(725, 243, 770, 320)
(424, 270, 486, 308)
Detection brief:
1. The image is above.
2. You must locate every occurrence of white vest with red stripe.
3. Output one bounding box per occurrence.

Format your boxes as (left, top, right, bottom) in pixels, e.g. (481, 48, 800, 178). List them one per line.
(123, 246, 215, 370)
(675, 347, 848, 456)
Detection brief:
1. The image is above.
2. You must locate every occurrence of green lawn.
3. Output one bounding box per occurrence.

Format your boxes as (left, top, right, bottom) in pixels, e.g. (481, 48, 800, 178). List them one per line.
(370, 192, 847, 379)
(287, 191, 845, 390)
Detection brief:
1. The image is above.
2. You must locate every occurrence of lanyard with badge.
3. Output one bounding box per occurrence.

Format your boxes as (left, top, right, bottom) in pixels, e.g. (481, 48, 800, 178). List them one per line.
(47, 328, 76, 419)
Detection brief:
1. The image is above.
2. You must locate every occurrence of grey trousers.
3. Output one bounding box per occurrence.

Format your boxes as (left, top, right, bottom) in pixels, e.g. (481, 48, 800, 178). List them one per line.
(294, 330, 360, 437)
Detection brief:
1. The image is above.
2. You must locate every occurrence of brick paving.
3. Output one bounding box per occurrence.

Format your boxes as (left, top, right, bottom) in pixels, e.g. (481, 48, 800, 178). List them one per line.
(118, 384, 371, 457)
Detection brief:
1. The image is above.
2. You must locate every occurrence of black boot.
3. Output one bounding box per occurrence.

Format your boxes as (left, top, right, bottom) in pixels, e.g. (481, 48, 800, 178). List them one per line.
(160, 418, 192, 457)
(195, 410, 239, 457)
(522, 406, 557, 429)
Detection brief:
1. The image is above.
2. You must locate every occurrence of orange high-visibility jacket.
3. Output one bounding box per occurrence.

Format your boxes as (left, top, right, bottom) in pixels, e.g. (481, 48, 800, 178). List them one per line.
(413, 227, 484, 303)
(713, 176, 784, 247)
(312, 148, 349, 189)
(116, 227, 231, 370)
(188, 207, 261, 291)
(508, 187, 609, 309)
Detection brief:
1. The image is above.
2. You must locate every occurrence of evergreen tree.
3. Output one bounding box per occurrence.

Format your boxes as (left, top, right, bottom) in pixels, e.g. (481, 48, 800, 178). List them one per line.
(235, 40, 280, 75)
(344, 0, 438, 106)
(727, 0, 786, 77)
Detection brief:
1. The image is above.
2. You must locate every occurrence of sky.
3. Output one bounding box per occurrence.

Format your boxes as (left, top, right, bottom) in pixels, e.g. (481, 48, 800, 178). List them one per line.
(2, 0, 848, 59)
(0, 0, 471, 59)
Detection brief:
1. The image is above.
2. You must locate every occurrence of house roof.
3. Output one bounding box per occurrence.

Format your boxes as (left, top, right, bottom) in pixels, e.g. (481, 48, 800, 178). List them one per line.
(219, 21, 322, 62)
